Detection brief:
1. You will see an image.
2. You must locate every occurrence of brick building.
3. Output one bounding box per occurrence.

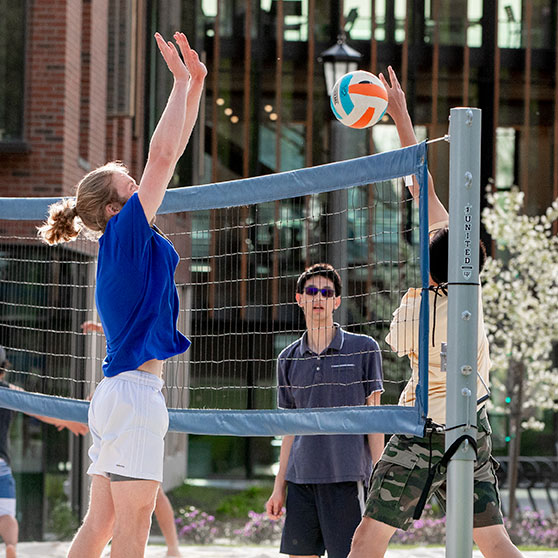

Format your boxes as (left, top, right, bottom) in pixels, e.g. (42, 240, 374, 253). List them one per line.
(0, 0, 195, 538)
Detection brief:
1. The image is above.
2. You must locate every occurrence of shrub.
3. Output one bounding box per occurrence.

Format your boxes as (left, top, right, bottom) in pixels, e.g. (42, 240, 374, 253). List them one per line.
(391, 505, 558, 548)
(391, 505, 446, 545)
(233, 510, 284, 544)
(506, 510, 558, 548)
(48, 501, 79, 541)
(216, 486, 271, 519)
(175, 505, 219, 544)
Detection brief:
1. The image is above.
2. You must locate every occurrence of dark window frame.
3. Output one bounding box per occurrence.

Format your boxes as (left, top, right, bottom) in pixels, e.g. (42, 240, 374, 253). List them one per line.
(0, 0, 28, 150)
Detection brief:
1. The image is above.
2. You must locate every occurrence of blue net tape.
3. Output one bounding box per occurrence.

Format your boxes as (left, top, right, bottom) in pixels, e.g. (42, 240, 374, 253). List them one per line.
(1, 143, 427, 219)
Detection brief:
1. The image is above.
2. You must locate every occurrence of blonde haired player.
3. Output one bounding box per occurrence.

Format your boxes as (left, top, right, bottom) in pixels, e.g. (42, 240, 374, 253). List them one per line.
(81, 322, 182, 557)
(39, 32, 206, 558)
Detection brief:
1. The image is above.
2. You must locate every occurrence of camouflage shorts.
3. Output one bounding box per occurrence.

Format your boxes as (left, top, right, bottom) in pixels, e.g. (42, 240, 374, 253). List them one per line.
(364, 408, 504, 531)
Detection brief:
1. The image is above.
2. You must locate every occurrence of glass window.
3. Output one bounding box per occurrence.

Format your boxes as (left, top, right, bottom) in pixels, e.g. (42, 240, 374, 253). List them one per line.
(343, 2, 372, 41)
(427, 0, 468, 46)
(498, 0, 522, 49)
(530, 0, 554, 49)
(0, 0, 26, 142)
(495, 127, 516, 190)
(394, 0, 407, 43)
(373, 0, 407, 43)
(191, 210, 211, 263)
(467, 0, 483, 47)
(107, 0, 134, 116)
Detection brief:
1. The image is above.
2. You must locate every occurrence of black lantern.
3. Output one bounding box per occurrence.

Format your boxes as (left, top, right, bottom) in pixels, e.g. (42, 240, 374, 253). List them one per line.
(318, 35, 362, 96)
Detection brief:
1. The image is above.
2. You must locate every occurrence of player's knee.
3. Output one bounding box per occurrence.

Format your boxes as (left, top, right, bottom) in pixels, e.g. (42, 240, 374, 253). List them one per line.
(349, 517, 394, 558)
(349, 521, 372, 555)
(82, 508, 114, 540)
(0, 514, 18, 544)
(473, 524, 519, 558)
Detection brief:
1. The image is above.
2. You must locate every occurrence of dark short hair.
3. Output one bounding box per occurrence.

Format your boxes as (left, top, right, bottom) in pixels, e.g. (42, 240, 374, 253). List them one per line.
(429, 227, 487, 285)
(296, 263, 342, 296)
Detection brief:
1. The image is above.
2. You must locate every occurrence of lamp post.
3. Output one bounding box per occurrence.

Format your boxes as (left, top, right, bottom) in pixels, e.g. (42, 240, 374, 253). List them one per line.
(319, 36, 362, 327)
(319, 35, 362, 95)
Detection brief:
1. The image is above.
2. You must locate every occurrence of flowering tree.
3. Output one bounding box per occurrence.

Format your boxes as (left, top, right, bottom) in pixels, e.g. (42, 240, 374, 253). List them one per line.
(481, 188, 558, 521)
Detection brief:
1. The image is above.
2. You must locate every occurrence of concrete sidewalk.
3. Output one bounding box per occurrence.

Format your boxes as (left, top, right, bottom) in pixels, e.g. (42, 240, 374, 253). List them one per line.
(11, 541, 558, 557)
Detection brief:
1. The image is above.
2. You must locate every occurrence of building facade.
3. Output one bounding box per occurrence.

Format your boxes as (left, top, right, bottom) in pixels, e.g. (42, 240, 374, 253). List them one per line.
(0, 0, 557, 538)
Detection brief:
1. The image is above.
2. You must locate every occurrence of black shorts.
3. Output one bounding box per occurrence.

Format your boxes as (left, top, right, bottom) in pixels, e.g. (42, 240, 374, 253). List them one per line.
(281, 481, 366, 558)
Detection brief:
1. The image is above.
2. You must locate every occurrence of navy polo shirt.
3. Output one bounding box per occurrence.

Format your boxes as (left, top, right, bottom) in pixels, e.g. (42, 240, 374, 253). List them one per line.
(278, 326, 383, 484)
(96, 193, 190, 377)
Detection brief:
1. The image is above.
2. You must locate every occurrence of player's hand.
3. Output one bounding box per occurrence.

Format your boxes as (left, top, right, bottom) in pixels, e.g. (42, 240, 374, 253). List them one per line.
(81, 321, 103, 334)
(174, 32, 207, 83)
(58, 420, 89, 436)
(265, 488, 286, 520)
(378, 65, 408, 120)
(154, 32, 190, 83)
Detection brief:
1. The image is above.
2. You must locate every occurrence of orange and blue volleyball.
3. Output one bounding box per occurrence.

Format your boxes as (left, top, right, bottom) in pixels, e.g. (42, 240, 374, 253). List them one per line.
(330, 70, 388, 129)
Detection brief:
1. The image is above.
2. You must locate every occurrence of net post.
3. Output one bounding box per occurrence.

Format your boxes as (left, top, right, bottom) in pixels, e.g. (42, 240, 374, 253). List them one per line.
(446, 107, 482, 558)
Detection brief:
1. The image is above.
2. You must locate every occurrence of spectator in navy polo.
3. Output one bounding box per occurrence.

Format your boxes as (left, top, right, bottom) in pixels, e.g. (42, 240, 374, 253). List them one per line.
(266, 263, 384, 558)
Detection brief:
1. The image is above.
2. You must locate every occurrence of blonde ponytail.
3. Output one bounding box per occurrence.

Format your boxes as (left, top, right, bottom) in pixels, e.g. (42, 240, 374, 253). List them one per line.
(38, 161, 129, 245)
(37, 198, 82, 245)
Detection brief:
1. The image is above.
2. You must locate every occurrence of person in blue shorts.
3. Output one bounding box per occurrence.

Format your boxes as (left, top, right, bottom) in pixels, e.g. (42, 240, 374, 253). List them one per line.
(38, 32, 206, 558)
(0, 346, 87, 558)
(266, 263, 384, 558)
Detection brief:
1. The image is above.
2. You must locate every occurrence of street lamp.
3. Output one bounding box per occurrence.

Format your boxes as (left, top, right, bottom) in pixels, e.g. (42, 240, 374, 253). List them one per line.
(319, 35, 362, 95)
(318, 36, 362, 327)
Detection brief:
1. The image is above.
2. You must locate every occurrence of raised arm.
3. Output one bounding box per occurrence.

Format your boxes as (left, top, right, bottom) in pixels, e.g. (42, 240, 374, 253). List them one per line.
(379, 66, 448, 226)
(138, 32, 206, 223)
(176, 33, 207, 156)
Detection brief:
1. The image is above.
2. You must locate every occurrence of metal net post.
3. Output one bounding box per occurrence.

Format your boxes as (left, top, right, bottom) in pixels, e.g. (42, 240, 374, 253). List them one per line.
(446, 107, 482, 558)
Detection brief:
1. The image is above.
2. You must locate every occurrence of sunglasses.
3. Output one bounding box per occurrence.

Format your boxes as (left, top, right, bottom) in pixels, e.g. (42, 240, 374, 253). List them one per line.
(304, 286, 336, 298)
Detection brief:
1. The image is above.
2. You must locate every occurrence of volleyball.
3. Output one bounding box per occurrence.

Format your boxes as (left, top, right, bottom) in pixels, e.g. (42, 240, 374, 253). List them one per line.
(330, 70, 388, 129)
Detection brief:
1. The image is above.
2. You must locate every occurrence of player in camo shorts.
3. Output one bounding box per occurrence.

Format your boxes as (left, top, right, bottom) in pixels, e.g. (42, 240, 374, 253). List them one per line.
(347, 67, 524, 558)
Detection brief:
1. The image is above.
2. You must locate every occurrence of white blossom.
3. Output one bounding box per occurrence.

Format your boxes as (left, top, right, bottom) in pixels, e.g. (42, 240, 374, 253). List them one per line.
(482, 188, 558, 430)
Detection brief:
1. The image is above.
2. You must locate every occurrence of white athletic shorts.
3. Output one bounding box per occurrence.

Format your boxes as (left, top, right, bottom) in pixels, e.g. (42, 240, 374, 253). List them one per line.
(87, 370, 169, 482)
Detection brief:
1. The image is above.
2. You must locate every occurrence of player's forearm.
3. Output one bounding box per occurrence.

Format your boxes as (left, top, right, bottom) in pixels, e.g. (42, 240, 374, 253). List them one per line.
(390, 110, 423, 200)
(177, 77, 205, 157)
(391, 109, 419, 148)
(274, 435, 294, 488)
(368, 432, 384, 466)
(148, 79, 189, 164)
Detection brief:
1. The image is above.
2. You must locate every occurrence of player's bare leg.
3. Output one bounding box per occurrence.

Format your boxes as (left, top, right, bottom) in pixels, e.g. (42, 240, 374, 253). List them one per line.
(110, 479, 159, 558)
(154, 489, 181, 557)
(347, 516, 397, 558)
(473, 524, 524, 558)
(67, 475, 114, 558)
(0, 514, 17, 558)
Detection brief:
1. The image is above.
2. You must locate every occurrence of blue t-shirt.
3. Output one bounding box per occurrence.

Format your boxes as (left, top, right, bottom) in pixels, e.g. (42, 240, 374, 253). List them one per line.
(278, 326, 383, 484)
(95, 193, 190, 377)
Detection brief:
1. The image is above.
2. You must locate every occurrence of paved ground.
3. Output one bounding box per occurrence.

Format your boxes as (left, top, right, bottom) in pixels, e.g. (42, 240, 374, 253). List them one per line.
(11, 542, 558, 557)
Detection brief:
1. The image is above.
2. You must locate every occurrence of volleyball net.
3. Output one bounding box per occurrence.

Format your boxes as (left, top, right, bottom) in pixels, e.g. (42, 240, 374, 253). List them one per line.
(0, 141, 429, 436)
